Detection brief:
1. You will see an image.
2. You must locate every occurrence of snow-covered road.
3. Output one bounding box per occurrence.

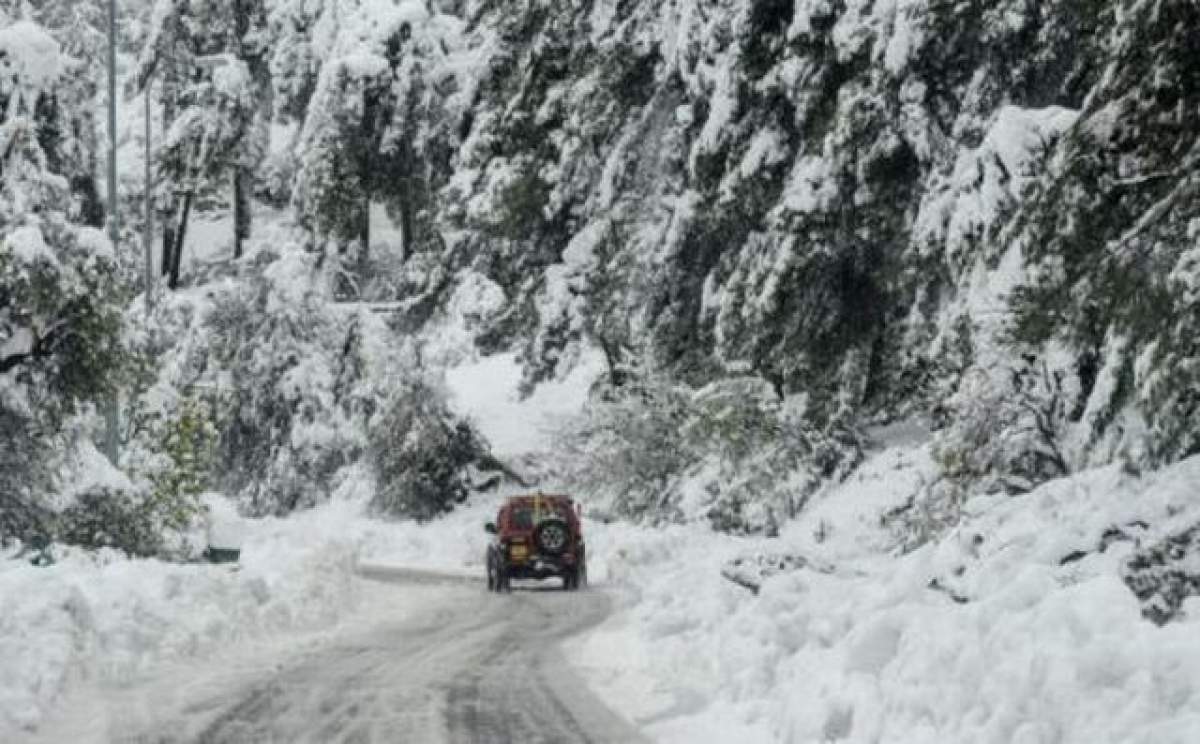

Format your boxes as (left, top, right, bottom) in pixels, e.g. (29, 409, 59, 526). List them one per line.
(33, 567, 644, 744)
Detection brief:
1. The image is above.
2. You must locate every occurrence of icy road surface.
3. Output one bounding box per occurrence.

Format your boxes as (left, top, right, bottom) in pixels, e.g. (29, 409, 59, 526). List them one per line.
(33, 568, 646, 744)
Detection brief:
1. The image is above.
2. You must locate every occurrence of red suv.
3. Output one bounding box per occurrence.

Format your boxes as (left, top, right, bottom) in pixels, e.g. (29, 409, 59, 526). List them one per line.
(485, 494, 587, 591)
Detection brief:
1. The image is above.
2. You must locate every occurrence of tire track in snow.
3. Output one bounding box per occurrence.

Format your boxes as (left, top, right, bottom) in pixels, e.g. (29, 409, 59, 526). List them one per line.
(92, 569, 646, 744)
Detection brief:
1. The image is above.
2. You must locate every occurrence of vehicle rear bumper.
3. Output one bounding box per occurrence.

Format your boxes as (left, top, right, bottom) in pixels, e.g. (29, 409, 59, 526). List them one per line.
(506, 552, 575, 580)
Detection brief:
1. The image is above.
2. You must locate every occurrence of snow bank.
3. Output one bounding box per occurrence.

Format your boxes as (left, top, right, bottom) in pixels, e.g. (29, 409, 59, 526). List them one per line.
(0, 503, 364, 740)
(572, 447, 1200, 743)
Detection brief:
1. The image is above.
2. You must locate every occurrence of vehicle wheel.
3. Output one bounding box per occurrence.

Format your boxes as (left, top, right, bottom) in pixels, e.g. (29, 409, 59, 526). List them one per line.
(497, 564, 511, 593)
(562, 568, 577, 591)
(579, 560, 588, 588)
(533, 518, 570, 555)
(486, 560, 496, 592)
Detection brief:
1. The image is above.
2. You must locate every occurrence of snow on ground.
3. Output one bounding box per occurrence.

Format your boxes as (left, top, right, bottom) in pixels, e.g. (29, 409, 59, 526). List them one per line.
(8, 320, 1199, 743)
(0, 345, 604, 741)
(570, 444, 1200, 743)
(0, 504, 362, 740)
(444, 348, 606, 460)
(23, 573, 456, 744)
(179, 203, 294, 275)
(2, 488, 558, 741)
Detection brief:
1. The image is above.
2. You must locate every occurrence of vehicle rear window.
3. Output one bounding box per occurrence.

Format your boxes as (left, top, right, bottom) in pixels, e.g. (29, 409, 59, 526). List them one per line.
(509, 504, 569, 529)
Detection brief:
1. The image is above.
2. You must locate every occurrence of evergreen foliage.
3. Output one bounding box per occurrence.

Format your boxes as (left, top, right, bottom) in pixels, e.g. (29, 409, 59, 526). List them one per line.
(563, 369, 862, 533)
(0, 19, 127, 546)
(145, 395, 216, 532)
(140, 0, 271, 278)
(55, 486, 175, 558)
(367, 378, 485, 521)
(7, 0, 1200, 542)
(232, 0, 1200, 523)
(120, 245, 491, 519)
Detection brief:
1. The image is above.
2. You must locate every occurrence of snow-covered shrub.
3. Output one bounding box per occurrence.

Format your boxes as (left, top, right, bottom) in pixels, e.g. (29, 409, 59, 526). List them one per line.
(200, 250, 366, 513)
(564, 371, 863, 533)
(933, 359, 1071, 495)
(54, 486, 167, 558)
(123, 242, 491, 520)
(687, 380, 820, 534)
(141, 395, 217, 545)
(39, 406, 213, 560)
(884, 359, 1075, 551)
(881, 479, 969, 554)
(0, 409, 53, 546)
(562, 370, 693, 523)
(367, 378, 485, 521)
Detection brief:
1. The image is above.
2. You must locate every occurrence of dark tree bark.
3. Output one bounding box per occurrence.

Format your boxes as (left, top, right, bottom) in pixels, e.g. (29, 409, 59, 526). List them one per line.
(234, 168, 251, 259)
(396, 135, 414, 263)
(231, 0, 270, 260)
(72, 173, 106, 228)
(168, 189, 194, 289)
(158, 72, 180, 279)
(359, 190, 370, 266)
(358, 89, 374, 267)
(161, 214, 176, 278)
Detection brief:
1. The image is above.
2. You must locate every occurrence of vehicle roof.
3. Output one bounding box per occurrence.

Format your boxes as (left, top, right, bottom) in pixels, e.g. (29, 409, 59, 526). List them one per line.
(503, 494, 574, 505)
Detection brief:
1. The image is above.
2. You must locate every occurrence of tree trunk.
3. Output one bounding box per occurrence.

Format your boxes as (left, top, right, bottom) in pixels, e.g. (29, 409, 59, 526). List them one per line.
(168, 189, 194, 290)
(73, 172, 106, 228)
(233, 167, 250, 259)
(358, 150, 371, 268)
(159, 75, 179, 279)
(358, 87, 374, 269)
(359, 191, 370, 268)
(232, 0, 254, 261)
(396, 134, 415, 262)
(161, 208, 176, 278)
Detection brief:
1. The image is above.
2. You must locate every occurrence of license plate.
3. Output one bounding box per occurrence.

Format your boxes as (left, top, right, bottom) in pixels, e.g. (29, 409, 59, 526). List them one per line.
(510, 545, 528, 561)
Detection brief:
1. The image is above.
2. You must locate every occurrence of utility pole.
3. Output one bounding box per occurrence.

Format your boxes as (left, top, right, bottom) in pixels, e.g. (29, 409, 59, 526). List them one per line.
(103, 0, 120, 464)
(144, 73, 155, 314)
(106, 0, 119, 278)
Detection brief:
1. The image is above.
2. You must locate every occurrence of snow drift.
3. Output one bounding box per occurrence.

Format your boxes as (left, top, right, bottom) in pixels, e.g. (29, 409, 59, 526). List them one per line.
(575, 446, 1200, 743)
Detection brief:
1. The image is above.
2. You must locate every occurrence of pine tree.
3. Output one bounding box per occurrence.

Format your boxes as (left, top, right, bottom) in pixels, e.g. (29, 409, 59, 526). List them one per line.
(138, 0, 269, 285)
(0, 19, 125, 543)
(291, 7, 459, 277)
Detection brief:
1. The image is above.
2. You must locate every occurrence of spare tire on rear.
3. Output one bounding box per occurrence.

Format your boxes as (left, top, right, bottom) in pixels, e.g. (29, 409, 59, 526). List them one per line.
(534, 518, 570, 555)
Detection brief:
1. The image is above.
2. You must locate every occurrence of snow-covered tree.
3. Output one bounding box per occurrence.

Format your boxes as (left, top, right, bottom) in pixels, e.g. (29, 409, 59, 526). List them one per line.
(10, 0, 1184, 542)
(368, 377, 485, 521)
(0, 20, 126, 543)
(1009, 0, 1200, 469)
(157, 55, 258, 285)
(139, 0, 270, 283)
(291, 2, 462, 276)
(177, 244, 490, 517)
(562, 368, 861, 532)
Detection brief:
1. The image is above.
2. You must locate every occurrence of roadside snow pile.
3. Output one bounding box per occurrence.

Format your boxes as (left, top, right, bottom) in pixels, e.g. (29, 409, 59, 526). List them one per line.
(352, 490, 501, 576)
(0, 503, 362, 740)
(574, 447, 1200, 743)
(571, 522, 776, 742)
